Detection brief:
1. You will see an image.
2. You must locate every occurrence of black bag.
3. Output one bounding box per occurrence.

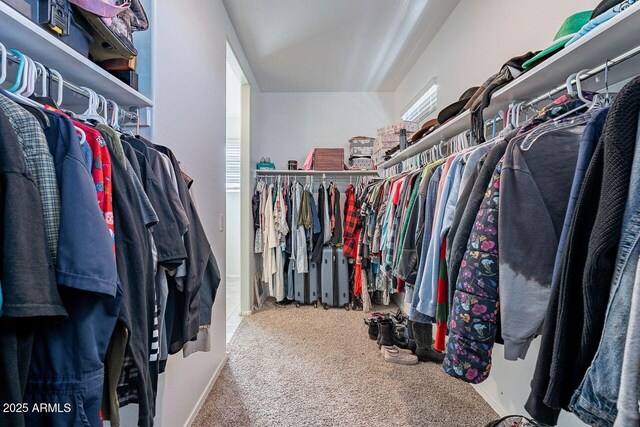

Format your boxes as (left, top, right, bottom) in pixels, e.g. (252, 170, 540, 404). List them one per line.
(68, 0, 149, 62)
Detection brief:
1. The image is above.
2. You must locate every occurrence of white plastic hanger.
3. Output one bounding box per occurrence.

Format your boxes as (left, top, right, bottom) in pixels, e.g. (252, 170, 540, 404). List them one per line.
(107, 99, 119, 128)
(78, 87, 107, 124)
(26, 57, 38, 97)
(49, 69, 64, 107)
(33, 62, 48, 97)
(76, 126, 87, 145)
(0, 42, 6, 85)
(97, 94, 109, 123)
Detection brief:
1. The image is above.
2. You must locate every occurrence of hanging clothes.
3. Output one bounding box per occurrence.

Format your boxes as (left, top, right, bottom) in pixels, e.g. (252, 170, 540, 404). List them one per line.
(0, 107, 66, 427)
(444, 161, 502, 384)
(343, 184, 359, 259)
(498, 123, 583, 361)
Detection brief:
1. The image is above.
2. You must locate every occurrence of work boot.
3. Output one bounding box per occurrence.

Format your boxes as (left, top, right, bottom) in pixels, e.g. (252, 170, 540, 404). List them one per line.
(406, 320, 417, 353)
(376, 319, 394, 348)
(391, 325, 409, 349)
(364, 313, 386, 340)
(365, 318, 379, 340)
(412, 321, 445, 363)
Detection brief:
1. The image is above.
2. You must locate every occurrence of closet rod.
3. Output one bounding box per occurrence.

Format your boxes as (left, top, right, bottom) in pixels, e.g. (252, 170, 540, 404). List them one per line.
(479, 44, 640, 136)
(4, 50, 138, 122)
(525, 43, 640, 107)
(387, 42, 640, 173)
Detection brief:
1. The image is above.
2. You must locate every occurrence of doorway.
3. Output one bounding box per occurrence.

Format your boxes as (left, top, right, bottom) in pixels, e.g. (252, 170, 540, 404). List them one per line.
(225, 43, 248, 342)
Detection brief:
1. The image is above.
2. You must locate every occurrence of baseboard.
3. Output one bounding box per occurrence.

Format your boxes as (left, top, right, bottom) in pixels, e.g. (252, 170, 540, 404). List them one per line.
(240, 310, 253, 316)
(473, 383, 509, 417)
(184, 353, 229, 427)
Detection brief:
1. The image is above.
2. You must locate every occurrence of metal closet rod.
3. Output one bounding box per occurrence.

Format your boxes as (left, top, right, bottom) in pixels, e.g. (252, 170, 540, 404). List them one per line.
(5, 50, 138, 122)
(394, 42, 640, 171)
(524, 43, 640, 108)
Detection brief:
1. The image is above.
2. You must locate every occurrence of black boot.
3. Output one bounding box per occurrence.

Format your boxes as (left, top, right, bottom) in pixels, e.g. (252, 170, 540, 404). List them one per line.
(365, 318, 379, 340)
(412, 321, 445, 363)
(391, 325, 409, 349)
(376, 319, 393, 348)
(406, 320, 417, 353)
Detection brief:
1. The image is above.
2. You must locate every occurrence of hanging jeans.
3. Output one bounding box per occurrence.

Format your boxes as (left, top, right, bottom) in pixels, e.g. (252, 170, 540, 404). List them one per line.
(570, 120, 640, 426)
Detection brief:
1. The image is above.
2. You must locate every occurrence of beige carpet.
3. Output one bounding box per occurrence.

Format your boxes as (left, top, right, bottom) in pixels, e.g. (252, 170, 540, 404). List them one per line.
(193, 303, 498, 427)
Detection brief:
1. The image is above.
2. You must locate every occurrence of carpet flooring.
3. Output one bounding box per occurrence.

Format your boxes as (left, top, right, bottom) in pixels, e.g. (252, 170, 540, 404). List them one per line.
(193, 303, 498, 427)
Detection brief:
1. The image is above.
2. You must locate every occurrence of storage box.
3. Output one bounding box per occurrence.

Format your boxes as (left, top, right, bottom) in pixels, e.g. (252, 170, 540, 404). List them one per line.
(349, 136, 375, 157)
(349, 157, 374, 170)
(376, 121, 419, 135)
(312, 148, 345, 171)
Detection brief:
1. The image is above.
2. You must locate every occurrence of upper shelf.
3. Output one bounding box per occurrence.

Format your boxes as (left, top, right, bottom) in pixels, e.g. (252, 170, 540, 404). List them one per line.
(0, 3, 153, 108)
(256, 169, 378, 176)
(380, 2, 640, 170)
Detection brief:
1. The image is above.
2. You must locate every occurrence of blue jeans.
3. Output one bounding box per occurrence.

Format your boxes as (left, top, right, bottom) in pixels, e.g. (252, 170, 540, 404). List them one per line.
(570, 123, 640, 426)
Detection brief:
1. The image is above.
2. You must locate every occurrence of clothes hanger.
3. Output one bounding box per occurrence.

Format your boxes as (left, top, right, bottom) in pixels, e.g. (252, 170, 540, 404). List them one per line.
(7, 49, 25, 93)
(97, 94, 109, 123)
(78, 87, 107, 124)
(12, 52, 29, 96)
(0, 42, 6, 86)
(107, 99, 119, 128)
(49, 69, 63, 107)
(33, 62, 47, 97)
(3, 51, 50, 126)
(24, 57, 36, 97)
(521, 71, 593, 152)
(550, 69, 593, 122)
(27, 60, 56, 111)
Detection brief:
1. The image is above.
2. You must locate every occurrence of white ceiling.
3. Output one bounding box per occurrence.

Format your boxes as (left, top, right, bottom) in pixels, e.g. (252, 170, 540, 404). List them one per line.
(222, 0, 459, 92)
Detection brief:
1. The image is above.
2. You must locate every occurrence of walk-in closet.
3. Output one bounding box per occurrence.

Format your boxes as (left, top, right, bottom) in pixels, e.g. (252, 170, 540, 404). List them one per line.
(0, 0, 638, 426)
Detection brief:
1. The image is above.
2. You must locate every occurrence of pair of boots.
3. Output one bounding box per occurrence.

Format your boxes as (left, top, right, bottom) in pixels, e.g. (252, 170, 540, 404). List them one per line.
(406, 320, 444, 363)
(367, 316, 444, 364)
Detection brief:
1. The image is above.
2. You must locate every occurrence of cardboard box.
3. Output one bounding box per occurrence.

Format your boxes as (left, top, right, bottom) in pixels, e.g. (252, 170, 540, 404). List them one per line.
(376, 121, 419, 135)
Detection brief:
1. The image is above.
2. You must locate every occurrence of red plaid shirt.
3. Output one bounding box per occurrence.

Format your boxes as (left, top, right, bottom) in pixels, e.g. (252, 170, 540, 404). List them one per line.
(343, 184, 359, 258)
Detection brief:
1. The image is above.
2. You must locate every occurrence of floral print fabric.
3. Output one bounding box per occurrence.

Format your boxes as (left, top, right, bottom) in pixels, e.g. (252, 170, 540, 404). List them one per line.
(444, 161, 502, 384)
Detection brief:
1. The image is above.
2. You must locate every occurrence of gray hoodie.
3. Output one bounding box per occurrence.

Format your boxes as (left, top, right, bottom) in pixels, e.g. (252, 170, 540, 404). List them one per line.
(498, 125, 583, 360)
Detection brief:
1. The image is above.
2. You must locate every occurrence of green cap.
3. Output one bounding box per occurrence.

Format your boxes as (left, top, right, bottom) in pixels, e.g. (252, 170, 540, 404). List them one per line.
(523, 10, 593, 70)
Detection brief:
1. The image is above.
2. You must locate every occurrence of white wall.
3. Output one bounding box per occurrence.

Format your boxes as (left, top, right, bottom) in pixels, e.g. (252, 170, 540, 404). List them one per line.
(120, 1, 258, 426)
(254, 91, 395, 169)
(393, 1, 602, 425)
(395, 0, 601, 122)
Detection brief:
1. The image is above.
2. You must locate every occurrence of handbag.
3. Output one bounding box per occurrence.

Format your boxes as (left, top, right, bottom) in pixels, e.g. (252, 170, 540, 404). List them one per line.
(68, 0, 149, 63)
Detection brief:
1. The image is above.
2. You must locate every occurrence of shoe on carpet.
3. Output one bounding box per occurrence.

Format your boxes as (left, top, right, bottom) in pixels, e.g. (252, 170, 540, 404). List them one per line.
(382, 346, 418, 365)
(376, 319, 394, 348)
(364, 313, 387, 340)
(364, 318, 379, 340)
(391, 326, 409, 349)
(412, 321, 445, 363)
(406, 320, 417, 353)
(379, 345, 413, 357)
